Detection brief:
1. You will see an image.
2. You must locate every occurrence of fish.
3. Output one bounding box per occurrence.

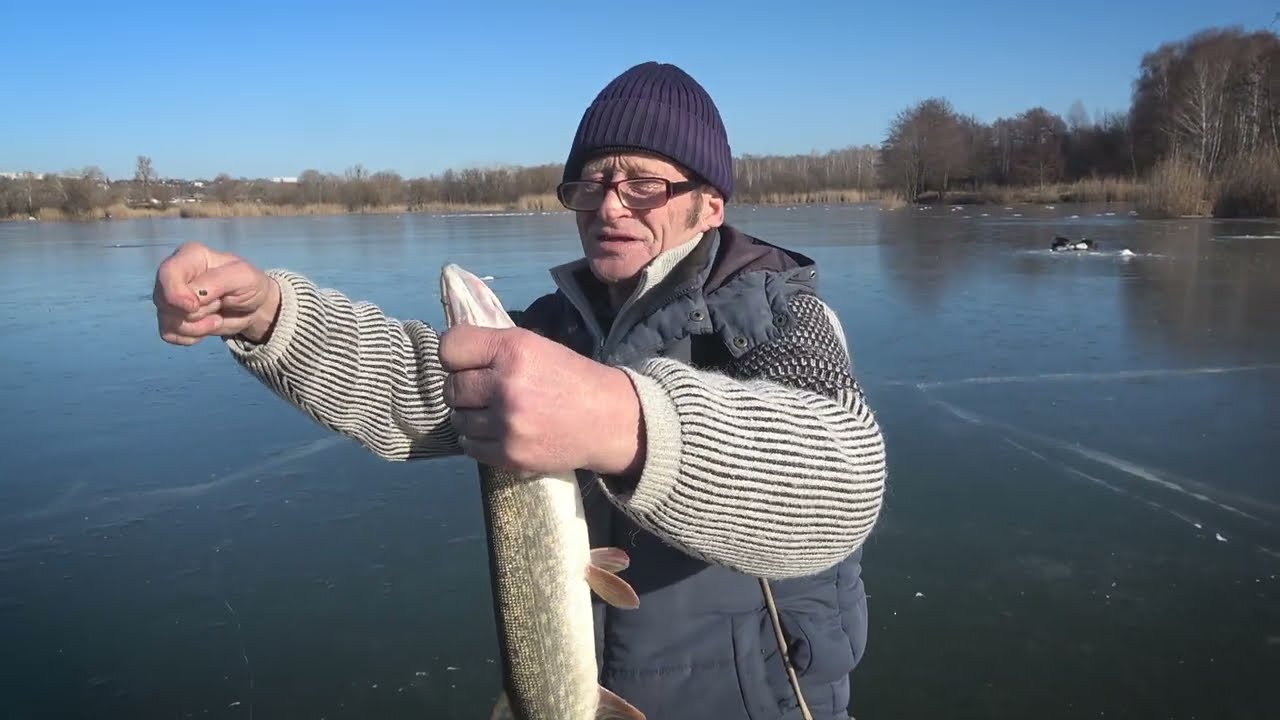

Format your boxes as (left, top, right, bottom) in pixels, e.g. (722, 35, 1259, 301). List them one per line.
(438, 263, 646, 720)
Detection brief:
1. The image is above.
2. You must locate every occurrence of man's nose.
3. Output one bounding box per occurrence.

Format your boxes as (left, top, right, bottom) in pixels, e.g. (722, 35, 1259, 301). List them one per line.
(597, 185, 629, 221)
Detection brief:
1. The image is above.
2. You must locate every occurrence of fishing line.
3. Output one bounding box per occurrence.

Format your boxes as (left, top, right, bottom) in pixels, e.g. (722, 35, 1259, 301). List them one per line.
(211, 541, 254, 719)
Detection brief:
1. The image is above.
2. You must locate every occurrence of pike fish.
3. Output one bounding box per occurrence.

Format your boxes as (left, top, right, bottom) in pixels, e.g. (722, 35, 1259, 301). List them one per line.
(438, 263, 647, 720)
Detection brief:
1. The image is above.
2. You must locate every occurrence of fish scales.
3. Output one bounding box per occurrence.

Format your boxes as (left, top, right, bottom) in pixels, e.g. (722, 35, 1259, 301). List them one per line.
(438, 263, 645, 720)
(481, 467, 598, 718)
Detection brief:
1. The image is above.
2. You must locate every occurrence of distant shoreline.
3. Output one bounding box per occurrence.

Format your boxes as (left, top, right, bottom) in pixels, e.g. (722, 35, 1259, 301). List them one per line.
(2, 179, 1166, 224)
(7, 174, 1276, 223)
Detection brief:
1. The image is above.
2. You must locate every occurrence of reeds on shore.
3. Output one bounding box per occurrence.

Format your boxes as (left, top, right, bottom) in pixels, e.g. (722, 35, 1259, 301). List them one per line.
(17, 196, 569, 222)
(8, 168, 1280, 223)
(1211, 148, 1280, 219)
(1135, 155, 1211, 218)
(914, 178, 1142, 206)
(1132, 149, 1280, 219)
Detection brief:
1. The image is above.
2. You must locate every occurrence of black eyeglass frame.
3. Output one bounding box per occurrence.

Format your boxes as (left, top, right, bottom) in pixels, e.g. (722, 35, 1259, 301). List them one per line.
(556, 176, 701, 212)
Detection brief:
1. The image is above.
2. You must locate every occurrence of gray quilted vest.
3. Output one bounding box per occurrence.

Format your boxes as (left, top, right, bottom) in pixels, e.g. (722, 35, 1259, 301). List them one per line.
(510, 225, 868, 720)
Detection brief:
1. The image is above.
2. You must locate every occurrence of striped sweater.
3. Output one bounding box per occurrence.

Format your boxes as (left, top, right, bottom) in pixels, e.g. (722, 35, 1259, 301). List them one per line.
(225, 265, 886, 580)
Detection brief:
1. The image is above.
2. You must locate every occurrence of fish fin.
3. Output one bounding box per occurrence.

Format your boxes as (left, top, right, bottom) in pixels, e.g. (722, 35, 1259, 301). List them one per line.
(590, 547, 631, 574)
(488, 691, 514, 720)
(585, 564, 640, 609)
(596, 685, 646, 719)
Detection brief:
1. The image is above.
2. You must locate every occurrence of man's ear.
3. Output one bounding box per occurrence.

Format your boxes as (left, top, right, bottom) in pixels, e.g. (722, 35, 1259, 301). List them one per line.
(698, 188, 725, 231)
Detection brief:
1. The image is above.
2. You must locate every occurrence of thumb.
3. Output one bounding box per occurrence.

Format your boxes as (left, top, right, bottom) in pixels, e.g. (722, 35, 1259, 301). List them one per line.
(438, 324, 506, 372)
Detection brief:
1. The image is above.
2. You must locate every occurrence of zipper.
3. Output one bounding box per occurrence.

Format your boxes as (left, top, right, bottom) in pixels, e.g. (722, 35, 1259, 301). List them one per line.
(553, 249, 707, 363)
(552, 268, 609, 358)
(600, 283, 699, 361)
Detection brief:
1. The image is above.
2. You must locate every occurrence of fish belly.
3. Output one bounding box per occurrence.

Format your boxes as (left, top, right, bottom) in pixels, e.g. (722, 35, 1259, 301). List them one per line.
(482, 468, 598, 720)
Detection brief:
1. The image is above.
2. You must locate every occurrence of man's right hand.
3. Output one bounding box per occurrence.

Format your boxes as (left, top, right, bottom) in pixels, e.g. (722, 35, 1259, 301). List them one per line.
(153, 241, 281, 346)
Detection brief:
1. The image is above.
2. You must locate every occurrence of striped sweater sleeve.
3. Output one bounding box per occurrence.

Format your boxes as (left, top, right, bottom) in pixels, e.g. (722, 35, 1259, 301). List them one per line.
(607, 292, 887, 580)
(223, 269, 461, 460)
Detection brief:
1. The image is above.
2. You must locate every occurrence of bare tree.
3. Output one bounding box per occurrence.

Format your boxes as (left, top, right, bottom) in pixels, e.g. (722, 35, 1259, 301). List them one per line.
(298, 169, 327, 204)
(1131, 42, 1184, 168)
(59, 166, 108, 216)
(879, 98, 967, 201)
(369, 171, 404, 207)
(1130, 26, 1280, 178)
(1008, 108, 1068, 186)
(1066, 100, 1091, 132)
(212, 173, 240, 204)
(1170, 33, 1234, 177)
(134, 155, 155, 203)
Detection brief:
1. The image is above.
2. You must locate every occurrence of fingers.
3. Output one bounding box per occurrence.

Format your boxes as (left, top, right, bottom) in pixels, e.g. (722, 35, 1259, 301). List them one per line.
(455, 435, 505, 468)
(185, 297, 222, 321)
(157, 296, 230, 345)
(457, 434, 558, 475)
(452, 410, 511, 468)
(188, 260, 263, 310)
(160, 332, 202, 347)
(154, 243, 210, 314)
(438, 324, 512, 373)
(153, 242, 271, 346)
(454, 431, 528, 473)
(450, 408, 498, 441)
(157, 305, 225, 345)
(442, 368, 495, 409)
(152, 241, 261, 309)
(159, 317, 223, 344)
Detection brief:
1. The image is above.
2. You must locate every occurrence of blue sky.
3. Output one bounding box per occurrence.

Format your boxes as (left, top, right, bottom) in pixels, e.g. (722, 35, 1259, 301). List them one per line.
(2, 0, 1274, 180)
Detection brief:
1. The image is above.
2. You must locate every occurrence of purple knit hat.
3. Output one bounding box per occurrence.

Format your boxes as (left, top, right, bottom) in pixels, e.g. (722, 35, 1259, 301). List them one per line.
(563, 61, 734, 200)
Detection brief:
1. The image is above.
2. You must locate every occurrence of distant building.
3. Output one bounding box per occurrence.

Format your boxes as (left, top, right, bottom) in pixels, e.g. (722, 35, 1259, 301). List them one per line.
(1, 170, 94, 181)
(269, 176, 298, 184)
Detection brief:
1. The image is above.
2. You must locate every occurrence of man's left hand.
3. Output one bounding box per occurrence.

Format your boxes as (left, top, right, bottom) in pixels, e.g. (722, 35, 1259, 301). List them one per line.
(438, 324, 644, 477)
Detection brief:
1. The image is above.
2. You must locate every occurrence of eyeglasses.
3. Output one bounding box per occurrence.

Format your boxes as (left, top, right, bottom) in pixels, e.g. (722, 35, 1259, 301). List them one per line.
(556, 176, 700, 212)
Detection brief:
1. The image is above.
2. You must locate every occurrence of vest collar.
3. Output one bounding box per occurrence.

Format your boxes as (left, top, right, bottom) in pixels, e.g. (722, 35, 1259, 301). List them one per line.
(545, 224, 820, 359)
(549, 230, 717, 349)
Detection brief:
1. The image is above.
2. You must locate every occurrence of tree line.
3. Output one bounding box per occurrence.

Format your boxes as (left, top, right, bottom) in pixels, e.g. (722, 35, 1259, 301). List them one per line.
(1, 145, 885, 220)
(4, 22, 1278, 220)
(879, 24, 1280, 213)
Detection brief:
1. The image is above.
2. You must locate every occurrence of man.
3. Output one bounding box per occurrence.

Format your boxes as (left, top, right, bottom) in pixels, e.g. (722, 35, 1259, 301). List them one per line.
(154, 61, 887, 720)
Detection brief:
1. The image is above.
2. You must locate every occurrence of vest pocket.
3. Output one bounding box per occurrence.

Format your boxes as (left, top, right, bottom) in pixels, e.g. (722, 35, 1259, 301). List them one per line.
(730, 607, 857, 720)
(779, 610, 857, 686)
(730, 610, 789, 720)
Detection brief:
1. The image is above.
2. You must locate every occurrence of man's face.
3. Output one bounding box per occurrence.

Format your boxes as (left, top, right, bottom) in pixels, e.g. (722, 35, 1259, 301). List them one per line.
(571, 152, 724, 288)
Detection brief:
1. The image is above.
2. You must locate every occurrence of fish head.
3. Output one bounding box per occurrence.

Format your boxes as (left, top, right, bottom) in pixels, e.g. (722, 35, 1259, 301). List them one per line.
(440, 263, 515, 330)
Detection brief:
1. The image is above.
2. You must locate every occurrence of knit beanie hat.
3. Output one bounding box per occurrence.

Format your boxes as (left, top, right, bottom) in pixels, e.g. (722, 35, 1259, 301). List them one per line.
(563, 61, 734, 200)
